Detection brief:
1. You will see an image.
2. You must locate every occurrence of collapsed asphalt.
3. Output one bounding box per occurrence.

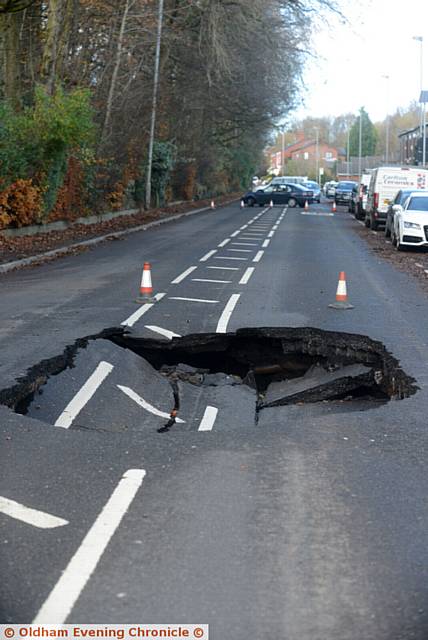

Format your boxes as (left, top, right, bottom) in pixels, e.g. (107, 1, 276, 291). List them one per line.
(1, 200, 428, 638)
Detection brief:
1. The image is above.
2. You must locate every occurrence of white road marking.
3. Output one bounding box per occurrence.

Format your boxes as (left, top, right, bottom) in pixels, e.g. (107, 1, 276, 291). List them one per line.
(214, 256, 248, 261)
(121, 293, 165, 327)
(268, 230, 275, 238)
(54, 361, 114, 429)
(415, 262, 424, 268)
(228, 248, 252, 253)
(231, 230, 240, 237)
(272, 225, 279, 230)
(240, 224, 248, 230)
(200, 250, 217, 262)
(253, 251, 264, 263)
(192, 278, 232, 284)
(216, 294, 241, 333)
(118, 386, 185, 423)
(300, 212, 334, 217)
(169, 296, 219, 303)
(218, 239, 231, 248)
(232, 242, 258, 246)
(198, 406, 218, 432)
(424, 270, 428, 275)
(358, 221, 365, 226)
(0, 497, 68, 529)
(145, 326, 181, 340)
(239, 267, 255, 285)
(262, 239, 271, 248)
(207, 266, 239, 271)
(33, 469, 146, 624)
(171, 266, 197, 284)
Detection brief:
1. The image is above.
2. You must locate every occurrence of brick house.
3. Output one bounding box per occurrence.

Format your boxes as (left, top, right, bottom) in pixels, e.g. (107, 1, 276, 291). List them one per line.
(267, 133, 340, 174)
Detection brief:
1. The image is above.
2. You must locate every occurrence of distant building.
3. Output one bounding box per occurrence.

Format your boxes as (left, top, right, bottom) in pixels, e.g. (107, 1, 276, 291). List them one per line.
(266, 132, 340, 175)
(399, 125, 428, 165)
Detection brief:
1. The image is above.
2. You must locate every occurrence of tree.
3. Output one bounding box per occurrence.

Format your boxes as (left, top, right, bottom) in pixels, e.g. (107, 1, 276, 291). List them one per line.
(349, 107, 377, 157)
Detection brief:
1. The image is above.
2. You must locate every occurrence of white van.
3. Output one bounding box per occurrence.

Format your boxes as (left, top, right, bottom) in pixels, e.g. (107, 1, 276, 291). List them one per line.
(365, 166, 428, 230)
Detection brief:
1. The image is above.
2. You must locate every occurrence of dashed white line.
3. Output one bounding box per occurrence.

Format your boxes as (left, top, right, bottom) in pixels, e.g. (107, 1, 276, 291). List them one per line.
(239, 267, 255, 285)
(145, 326, 181, 340)
(267, 230, 275, 238)
(169, 296, 219, 303)
(262, 239, 271, 248)
(231, 230, 240, 237)
(33, 469, 146, 624)
(54, 361, 114, 429)
(200, 249, 217, 262)
(253, 251, 264, 263)
(228, 248, 252, 253)
(121, 293, 166, 327)
(0, 497, 68, 529)
(198, 406, 218, 432)
(192, 278, 232, 284)
(118, 386, 185, 422)
(216, 294, 241, 333)
(214, 256, 248, 261)
(232, 242, 258, 246)
(171, 266, 197, 284)
(218, 239, 231, 248)
(240, 224, 249, 230)
(207, 266, 240, 271)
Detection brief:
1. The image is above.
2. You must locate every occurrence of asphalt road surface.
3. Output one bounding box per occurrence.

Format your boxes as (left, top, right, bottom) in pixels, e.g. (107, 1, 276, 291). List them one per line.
(1, 200, 428, 639)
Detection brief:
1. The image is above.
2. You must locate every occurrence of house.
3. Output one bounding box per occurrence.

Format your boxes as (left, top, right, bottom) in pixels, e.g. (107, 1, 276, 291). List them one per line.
(267, 133, 340, 175)
(399, 125, 428, 165)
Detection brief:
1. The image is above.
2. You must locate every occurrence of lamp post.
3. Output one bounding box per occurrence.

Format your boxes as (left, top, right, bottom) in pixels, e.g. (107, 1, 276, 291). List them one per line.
(314, 127, 319, 181)
(145, 0, 165, 210)
(420, 90, 428, 166)
(382, 74, 390, 163)
(346, 128, 350, 177)
(281, 128, 285, 174)
(358, 108, 363, 178)
(413, 36, 424, 139)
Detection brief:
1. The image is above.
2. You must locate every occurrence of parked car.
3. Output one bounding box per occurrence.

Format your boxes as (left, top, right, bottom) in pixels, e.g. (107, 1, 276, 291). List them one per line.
(242, 183, 313, 207)
(365, 166, 428, 230)
(324, 181, 338, 198)
(334, 181, 357, 205)
(348, 172, 372, 219)
(301, 180, 321, 203)
(384, 189, 414, 238)
(391, 191, 428, 250)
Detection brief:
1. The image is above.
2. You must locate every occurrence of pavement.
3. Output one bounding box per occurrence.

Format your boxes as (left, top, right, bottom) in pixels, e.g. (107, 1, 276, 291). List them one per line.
(1, 199, 428, 639)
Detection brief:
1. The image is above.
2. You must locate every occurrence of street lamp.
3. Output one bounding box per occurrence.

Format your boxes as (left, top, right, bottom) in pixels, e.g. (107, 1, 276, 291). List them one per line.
(314, 127, 319, 181)
(419, 90, 428, 166)
(358, 108, 363, 178)
(382, 74, 390, 163)
(281, 128, 285, 174)
(413, 36, 424, 138)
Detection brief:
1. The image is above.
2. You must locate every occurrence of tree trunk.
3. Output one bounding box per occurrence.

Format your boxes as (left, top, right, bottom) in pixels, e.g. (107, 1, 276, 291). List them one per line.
(2, 10, 22, 108)
(40, 0, 73, 93)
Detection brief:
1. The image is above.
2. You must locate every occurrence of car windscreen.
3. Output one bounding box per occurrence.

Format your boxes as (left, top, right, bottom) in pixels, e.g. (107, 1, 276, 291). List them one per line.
(304, 182, 319, 189)
(337, 182, 355, 190)
(398, 190, 412, 203)
(407, 196, 428, 211)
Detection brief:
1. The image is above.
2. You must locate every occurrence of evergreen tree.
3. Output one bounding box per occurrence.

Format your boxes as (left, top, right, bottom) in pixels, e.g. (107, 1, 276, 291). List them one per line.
(349, 107, 377, 156)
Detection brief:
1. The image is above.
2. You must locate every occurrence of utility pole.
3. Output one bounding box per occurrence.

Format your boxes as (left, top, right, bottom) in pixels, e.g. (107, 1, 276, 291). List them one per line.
(358, 109, 363, 178)
(145, 0, 164, 210)
(281, 128, 285, 175)
(346, 128, 350, 177)
(413, 36, 424, 142)
(382, 74, 390, 163)
(315, 127, 319, 181)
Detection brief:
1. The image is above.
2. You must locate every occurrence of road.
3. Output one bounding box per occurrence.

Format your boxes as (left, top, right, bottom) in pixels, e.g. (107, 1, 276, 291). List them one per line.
(1, 199, 428, 639)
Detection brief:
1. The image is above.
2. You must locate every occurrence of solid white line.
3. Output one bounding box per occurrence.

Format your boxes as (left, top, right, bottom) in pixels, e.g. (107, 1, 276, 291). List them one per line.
(145, 326, 181, 340)
(54, 361, 114, 429)
(230, 230, 240, 237)
(200, 250, 217, 262)
(33, 469, 146, 624)
(171, 266, 197, 284)
(232, 242, 258, 246)
(228, 248, 252, 253)
(262, 239, 271, 248)
(0, 497, 68, 529)
(253, 251, 264, 263)
(198, 406, 218, 432)
(118, 385, 185, 422)
(207, 266, 239, 271)
(218, 238, 230, 248)
(192, 278, 232, 284)
(121, 293, 165, 327)
(214, 256, 247, 261)
(169, 296, 219, 303)
(268, 230, 275, 238)
(239, 267, 255, 285)
(216, 294, 241, 333)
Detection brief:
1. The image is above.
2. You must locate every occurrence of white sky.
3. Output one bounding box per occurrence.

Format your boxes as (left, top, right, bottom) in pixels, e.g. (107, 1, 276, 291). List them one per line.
(294, 0, 428, 123)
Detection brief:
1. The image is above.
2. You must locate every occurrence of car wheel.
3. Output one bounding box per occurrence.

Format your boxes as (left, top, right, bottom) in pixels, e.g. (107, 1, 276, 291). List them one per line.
(288, 198, 297, 208)
(247, 197, 255, 207)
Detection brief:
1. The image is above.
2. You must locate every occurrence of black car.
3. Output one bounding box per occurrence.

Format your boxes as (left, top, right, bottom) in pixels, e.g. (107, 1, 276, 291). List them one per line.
(384, 189, 413, 238)
(243, 183, 313, 207)
(334, 181, 357, 205)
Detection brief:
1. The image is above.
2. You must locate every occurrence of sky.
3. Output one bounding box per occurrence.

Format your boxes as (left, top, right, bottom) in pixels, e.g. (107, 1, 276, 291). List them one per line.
(294, 0, 428, 123)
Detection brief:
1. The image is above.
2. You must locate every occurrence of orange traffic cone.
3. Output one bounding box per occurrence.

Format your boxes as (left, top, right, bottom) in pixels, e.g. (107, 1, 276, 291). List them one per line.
(304, 200, 309, 211)
(136, 262, 156, 304)
(332, 200, 337, 213)
(211, 200, 215, 210)
(328, 271, 354, 309)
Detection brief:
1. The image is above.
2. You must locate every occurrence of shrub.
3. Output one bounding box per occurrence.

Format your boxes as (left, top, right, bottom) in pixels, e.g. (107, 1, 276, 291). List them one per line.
(0, 179, 43, 228)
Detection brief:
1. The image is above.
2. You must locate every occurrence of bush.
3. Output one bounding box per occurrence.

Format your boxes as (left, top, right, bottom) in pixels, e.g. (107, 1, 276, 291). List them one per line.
(0, 179, 43, 228)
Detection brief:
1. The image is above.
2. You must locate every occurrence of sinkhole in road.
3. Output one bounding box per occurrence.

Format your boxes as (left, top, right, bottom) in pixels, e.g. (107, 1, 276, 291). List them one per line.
(1, 327, 417, 429)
